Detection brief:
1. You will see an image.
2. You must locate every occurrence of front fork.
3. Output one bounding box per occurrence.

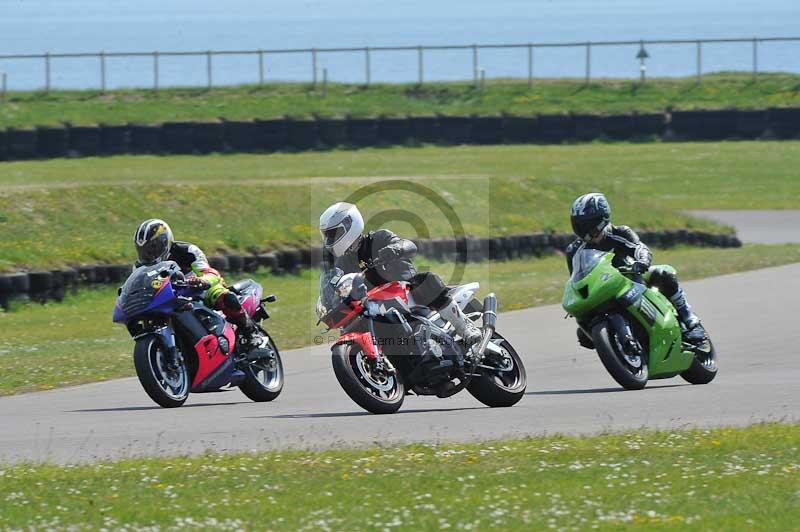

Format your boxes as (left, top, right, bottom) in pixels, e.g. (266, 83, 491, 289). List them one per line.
(607, 313, 643, 355)
(136, 325, 182, 370)
(365, 318, 397, 375)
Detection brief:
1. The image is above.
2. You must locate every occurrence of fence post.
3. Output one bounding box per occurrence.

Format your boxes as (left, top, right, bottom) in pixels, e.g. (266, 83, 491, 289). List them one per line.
(311, 48, 318, 87)
(153, 51, 160, 92)
(100, 51, 106, 92)
(206, 50, 213, 89)
(323, 68, 328, 97)
(752, 38, 758, 82)
(695, 40, 702, 84)
(258, 50, 265, 85)
(527, 44, 533, 88)
(472, 44, 478, 85)
(1, 73, 6, 102)
(44, 52, 51, 92)
(364, 47, 371, 86)
(585, 42, 591, 84)
(417, 45, 424, 85)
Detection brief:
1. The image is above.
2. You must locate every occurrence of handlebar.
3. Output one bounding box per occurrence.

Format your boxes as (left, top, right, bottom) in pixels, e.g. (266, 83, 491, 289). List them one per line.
(170, 278, 209, 291)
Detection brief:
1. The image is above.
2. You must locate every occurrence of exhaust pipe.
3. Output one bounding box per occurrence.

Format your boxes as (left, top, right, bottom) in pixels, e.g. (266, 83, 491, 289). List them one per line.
(482, 293, 497, 331)
(474, 293, 497, 357)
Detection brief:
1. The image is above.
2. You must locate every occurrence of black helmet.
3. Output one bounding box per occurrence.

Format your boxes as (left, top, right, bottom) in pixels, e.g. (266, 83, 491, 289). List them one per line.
(570, 193, 611, 241)
(133, 219, 174, 265)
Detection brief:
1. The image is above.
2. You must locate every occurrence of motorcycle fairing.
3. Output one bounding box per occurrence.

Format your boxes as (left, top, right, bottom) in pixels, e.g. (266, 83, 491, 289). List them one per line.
(113, 261, 184, 323)
(625, 289, 693, 377)
(325, 301, 363, 329)
(113, 280, 175, 324)
(335, 331, 380, 359)
(231, 279, 263, 318)
(563, 250, 694, 379)
(191, 323, 236, 391)
(368, 281, 410, 306)
(449, 282, 480, 310)
(146, 281, 178, 314)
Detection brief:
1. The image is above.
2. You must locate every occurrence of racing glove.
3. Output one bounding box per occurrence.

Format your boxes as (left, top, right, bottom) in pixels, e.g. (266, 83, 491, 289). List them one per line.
(186, 277, 211, 290)
(630, 261, 648, 275)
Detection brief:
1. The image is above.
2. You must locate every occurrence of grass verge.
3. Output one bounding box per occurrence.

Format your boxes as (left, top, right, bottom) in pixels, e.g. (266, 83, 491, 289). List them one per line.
(1, 244, 798, 396)
(0, 423, 797, 530)
(1, 73, 800, 128)
(3, 141, 800, 270)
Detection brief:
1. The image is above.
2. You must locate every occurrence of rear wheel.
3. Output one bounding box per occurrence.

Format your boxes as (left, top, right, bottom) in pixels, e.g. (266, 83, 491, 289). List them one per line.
(592, 321, 648, 390)
(681, 339, 718, 384)
(331, 343, 404, 414)
(467, 334, 527, 407)
(133, 336, 189, 408)
(239, 338, 284, 402)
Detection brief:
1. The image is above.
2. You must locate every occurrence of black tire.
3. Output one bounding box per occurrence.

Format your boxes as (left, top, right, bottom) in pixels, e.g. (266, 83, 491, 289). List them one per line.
(239, 338, 284, 402)
(133, 336, 189, 408)
(331, 343, 404, 414)
(681, 339, 718, 385)
(592, 321, 648, 390)
(467, 333, 527, 407)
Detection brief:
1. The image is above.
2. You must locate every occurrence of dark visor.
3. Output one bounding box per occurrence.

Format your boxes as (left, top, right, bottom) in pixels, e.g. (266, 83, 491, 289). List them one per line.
(137, 235, 169, 264)
(323, 226, 346, 247)
(572, 217, 604, 239)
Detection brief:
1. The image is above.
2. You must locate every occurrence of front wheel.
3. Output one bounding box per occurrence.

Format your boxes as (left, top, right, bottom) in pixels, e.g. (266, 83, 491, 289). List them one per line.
(467, 334, 527, 407)
(239, 338, 284, 402)
(331, 343, 405, 414)
(592, 321, 648, 390)
(681, 338, 718, 384)
(133, 336, 189, 408)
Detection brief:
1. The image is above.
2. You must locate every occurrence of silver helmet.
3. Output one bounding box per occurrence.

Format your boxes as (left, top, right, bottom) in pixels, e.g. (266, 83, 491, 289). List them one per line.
(319, 202, 364, 258)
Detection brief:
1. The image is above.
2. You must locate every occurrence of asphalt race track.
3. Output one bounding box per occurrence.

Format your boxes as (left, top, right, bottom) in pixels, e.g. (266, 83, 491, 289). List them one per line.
(1, 264, 798, 464)
(687, 210, 800, 244)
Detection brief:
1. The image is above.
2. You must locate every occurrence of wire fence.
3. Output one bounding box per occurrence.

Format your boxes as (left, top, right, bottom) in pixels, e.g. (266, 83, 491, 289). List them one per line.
(0, 36, 798, 92)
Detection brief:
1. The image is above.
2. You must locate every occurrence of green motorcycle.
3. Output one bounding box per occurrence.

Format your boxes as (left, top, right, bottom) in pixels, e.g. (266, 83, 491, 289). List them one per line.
(562, 246, 718, 390)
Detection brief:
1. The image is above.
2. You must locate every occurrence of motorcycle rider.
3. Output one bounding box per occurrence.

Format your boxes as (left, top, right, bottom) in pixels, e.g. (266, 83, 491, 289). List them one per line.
(319, 202, 482, 346)
(565, 193, 707, 344)
(133, 218, 257, 346)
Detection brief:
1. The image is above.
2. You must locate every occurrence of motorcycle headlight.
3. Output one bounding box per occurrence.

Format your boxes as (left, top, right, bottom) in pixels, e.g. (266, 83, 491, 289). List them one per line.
(315, 297, 328, 319)
(336, 274, 357, 299)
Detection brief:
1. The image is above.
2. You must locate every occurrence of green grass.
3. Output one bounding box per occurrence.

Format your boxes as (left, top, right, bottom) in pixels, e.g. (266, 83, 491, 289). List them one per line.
(0, 423, 797, 530)
(2, 141, 800, 271)
(1, 73, 800, 128)
(1, 244, 798, 396)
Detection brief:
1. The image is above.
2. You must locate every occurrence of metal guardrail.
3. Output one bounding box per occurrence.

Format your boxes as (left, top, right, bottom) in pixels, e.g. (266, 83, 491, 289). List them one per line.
(0, 36, 798, 92)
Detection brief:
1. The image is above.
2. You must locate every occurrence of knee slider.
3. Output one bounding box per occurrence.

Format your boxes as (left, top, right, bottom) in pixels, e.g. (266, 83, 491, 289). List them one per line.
(222, 291, 242, 312)
(651, 267, 679, 296)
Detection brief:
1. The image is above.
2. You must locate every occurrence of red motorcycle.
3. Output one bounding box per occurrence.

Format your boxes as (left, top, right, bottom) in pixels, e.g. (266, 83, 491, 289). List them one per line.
(113, 261, 284, 408)
(317, 268, 527, 414)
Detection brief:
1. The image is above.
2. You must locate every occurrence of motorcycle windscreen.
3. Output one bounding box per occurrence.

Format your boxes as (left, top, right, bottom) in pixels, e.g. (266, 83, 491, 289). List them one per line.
(113, 261, 182, 323)
(318, 268, 344, 315)
(570, 248, 608, 282)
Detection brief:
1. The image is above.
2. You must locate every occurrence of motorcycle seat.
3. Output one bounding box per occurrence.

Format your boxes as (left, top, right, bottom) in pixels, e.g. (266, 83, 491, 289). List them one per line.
(230, 278, 257, 296)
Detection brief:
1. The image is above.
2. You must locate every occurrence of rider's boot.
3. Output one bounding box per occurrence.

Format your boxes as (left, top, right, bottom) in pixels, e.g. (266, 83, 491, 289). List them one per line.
(438, 300, 482, 346)
(670, 288, 707, 343)
(231, 312, 258, 350)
